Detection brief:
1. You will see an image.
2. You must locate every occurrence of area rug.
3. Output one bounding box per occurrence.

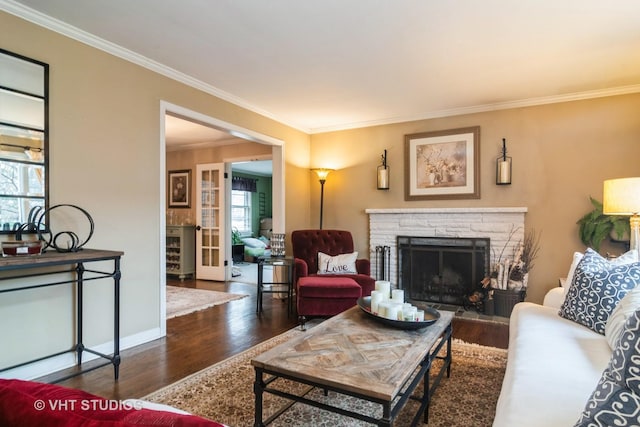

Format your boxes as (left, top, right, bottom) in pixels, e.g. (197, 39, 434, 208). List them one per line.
(166, 286, 248, 319)
(144, 325, 507, 426)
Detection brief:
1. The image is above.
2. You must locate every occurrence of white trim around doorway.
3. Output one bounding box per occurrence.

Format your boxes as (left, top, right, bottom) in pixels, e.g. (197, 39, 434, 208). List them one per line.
(159, 101, 286, 337)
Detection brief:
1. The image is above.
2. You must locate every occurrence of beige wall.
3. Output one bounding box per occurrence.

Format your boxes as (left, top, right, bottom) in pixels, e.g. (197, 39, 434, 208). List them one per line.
(310, 93, 640, 303)
(0, 11, 310, 377)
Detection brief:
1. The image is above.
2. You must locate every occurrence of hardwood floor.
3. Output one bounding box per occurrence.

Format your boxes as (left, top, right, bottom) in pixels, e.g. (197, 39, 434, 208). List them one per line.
(40, 277, 508, 400)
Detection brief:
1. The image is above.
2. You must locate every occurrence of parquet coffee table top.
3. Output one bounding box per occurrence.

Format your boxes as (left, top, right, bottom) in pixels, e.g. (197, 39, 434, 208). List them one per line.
(251, 306, 453, 401)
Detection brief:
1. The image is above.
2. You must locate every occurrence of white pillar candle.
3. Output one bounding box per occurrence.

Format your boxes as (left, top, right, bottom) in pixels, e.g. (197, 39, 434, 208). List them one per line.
(370, 290, 383, 315)
(377, 301, 390, 318)
(386, 303, 403, 320)
(391, 289, 404, 303)
(415, 310, 425, 322)
(375, 280, 391, 299)
(402, 306, 417, 321)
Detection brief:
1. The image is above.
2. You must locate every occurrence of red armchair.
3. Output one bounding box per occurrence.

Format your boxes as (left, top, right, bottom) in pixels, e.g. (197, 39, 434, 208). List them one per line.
(292, 230, 375, 326)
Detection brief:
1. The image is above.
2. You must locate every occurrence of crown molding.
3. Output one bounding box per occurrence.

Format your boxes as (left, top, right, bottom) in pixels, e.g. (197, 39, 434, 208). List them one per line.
(0, 0, 311, 134)
(3, 0, 640, 136)
(309, 84, 640, 134)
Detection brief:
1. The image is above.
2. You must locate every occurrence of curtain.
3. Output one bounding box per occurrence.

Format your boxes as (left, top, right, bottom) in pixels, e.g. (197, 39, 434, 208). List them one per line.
(232, 176, 257, 192)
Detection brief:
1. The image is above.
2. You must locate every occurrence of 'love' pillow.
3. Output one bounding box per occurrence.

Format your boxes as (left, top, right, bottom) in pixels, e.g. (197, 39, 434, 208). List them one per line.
(317, 252, 358, 275)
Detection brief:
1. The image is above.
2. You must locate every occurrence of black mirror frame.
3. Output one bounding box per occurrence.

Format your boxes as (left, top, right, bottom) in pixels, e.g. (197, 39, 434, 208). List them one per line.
(0, 47, 49, 235)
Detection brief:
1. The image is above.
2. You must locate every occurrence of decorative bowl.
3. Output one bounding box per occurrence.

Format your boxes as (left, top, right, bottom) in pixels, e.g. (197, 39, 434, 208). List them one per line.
(356, 296, 440, 330)
(1, 240, 43, 256)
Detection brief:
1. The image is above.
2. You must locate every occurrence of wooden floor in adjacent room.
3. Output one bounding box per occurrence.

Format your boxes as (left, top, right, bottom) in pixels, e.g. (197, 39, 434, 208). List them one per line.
(41, 277, 509, 401)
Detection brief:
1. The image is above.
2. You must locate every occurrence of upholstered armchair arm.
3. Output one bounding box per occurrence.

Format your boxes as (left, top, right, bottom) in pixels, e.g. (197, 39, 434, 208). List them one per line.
(294, 258, 309, 278)
(355, 258, 371, 276)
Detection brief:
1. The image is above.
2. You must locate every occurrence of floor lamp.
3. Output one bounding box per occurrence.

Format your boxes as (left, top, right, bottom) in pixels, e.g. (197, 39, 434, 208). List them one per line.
(603, 177, 640, 261)
(312, 168, 333, 229)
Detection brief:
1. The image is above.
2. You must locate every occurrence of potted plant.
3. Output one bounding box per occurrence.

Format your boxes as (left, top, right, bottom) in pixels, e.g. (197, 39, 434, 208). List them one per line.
(577, 197, 630, 251)
(231, 228, 245, 263)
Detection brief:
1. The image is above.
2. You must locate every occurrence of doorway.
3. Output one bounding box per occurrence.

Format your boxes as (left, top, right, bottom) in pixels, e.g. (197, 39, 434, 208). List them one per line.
(230, 159, 273, 283)
(159, 101, 285, 335)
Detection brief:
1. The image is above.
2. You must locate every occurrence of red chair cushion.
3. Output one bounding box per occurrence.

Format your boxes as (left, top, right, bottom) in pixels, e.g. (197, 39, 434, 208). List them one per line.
(298, 277, 361, 299)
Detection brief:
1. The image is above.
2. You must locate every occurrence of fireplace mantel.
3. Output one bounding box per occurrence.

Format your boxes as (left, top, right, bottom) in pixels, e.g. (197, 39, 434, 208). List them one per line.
(365, 207, 528, 214)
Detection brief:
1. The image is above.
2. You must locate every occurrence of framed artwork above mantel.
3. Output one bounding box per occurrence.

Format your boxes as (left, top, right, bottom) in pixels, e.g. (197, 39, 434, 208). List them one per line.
(404, 126, 480, 201)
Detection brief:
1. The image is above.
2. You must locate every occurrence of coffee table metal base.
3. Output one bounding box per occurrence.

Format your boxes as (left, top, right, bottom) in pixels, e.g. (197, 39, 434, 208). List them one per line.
(253, 323, 452, 426)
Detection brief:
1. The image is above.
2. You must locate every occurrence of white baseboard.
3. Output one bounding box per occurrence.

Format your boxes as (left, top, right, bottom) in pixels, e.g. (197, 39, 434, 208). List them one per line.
(0, 327, 164, 380)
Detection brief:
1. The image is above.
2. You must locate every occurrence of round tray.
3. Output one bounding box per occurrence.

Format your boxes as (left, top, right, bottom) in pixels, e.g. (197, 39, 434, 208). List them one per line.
(357, 296, 440, 330)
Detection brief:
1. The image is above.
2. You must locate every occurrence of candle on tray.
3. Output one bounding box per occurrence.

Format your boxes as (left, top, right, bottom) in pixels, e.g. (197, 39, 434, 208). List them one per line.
(416, 310, 425, 322)
(391, 289, 404, 303)
(375, 280, 391, 299)
(370, 290, 383, 314)
(403, 306, 418, 321)
(377, 301, 390, 318)
(386, 303, 403, 320)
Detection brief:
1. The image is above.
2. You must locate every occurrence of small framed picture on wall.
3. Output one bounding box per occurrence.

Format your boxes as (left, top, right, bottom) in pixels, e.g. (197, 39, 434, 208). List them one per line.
(168, 169, 191, 208)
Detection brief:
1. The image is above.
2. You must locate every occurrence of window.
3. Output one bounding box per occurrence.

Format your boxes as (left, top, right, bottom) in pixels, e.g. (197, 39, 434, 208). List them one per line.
(231, 190, 251, 234)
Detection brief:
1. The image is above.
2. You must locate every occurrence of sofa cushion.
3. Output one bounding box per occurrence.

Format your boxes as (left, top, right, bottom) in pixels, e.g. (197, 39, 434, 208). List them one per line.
(493, 302, 611, 427)
(559, 248, 640, 334)
(563, 250, 637, 295)
(241, 237, 267, 248)
(563, 251, 584, 293)
(317, 251, 358, 275)
(575, 308, 640, 426)
(605, 285, 640, 349)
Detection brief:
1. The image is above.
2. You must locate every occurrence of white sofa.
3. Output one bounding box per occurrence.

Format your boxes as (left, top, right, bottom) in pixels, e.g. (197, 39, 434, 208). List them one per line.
(492, 286, 612, 427)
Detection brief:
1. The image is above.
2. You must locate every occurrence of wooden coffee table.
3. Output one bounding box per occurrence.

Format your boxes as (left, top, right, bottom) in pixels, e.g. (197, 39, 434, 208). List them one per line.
(251, 305, 453, 426)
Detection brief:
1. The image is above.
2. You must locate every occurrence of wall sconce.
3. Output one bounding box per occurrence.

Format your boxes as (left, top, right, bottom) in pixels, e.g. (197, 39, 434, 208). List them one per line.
(377, 150, 389, 190)
(312, 168, 334, 229)
(496, 138, 512, 185)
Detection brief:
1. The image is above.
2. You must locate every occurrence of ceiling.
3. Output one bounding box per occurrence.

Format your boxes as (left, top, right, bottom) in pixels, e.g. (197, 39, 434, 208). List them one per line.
(164, 114, 241, 151)
(3, 0, 640, 135)
(165, 114, 272, 176)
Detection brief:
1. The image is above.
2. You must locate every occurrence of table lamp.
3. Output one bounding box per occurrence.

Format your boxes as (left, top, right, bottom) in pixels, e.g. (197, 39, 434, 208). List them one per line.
(603, 177, 640, 260)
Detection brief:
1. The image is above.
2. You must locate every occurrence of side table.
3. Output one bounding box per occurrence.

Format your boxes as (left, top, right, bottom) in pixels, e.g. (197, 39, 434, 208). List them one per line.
(256, 256, 294, 315)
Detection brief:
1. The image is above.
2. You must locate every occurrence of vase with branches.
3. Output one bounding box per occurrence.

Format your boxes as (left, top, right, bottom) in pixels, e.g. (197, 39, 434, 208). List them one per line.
(490, 227, 541, 291)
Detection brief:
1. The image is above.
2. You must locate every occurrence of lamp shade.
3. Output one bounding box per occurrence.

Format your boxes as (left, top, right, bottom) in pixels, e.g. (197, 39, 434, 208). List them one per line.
(603, 178, 640, 215)
(312, 168, 333, 181)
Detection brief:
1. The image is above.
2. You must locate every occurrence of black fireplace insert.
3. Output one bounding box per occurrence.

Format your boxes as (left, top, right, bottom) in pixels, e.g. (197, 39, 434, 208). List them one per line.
(397, 236, 490, 305)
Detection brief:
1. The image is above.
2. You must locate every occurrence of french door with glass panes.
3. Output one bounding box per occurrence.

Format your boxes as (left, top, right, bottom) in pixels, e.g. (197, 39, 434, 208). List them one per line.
(195, 163, 225, 280)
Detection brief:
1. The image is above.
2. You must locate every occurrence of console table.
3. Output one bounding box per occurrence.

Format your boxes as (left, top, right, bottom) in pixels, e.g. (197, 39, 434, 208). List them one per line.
(0, 249, 124, 382)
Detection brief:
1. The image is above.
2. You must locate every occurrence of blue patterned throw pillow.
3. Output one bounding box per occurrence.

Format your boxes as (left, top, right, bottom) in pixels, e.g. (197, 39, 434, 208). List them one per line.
(574, 308, 640, 426)
(559, 248, 640, 334)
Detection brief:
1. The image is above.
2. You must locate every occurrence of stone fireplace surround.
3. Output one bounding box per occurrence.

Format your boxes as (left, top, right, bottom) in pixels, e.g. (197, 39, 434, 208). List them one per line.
(366, 208, 527, 287)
